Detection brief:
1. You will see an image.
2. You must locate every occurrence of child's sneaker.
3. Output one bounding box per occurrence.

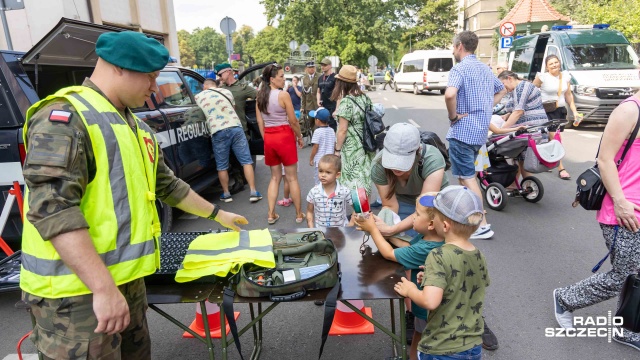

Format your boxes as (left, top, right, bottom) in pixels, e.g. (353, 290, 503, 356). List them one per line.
(250, 191, 263, 203)
(470, 224, 494, 240)
(220, 193, 233, 203)
(277, 198, 292, 207)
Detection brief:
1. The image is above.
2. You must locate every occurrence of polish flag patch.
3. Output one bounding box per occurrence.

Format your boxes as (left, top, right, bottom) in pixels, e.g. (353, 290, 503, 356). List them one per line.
(49, 110, 72, 123)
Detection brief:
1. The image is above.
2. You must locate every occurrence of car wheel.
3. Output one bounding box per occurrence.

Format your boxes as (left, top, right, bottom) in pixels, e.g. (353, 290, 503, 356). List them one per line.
(440, 89, 445, 95)
(156, 200, 173, 233)
(394, 81, 399, 92)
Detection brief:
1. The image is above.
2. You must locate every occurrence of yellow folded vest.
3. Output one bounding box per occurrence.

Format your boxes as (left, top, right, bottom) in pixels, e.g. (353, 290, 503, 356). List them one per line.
(175, 229, 275, 282)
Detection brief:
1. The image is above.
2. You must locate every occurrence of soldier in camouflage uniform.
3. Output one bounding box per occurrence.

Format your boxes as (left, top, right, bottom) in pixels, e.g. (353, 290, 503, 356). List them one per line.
(217, 63, 257, 132)
(21, 31, 248, 359)
(300, 61, 320, 136)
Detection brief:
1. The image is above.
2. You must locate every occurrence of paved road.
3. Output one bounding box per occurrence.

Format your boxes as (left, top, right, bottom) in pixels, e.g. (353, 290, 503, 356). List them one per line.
(2, 87, 637, 359)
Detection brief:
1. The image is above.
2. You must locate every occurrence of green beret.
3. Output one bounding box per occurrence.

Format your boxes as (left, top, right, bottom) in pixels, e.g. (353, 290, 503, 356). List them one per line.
(96, 31, 169, 73)
(215, 63, 232, 74)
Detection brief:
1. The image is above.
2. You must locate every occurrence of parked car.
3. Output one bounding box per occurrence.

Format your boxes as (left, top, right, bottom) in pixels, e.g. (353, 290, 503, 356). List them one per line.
(373, 72, 385, 84)
(394, 50, 454, 95)
(0, 18, 263, 250)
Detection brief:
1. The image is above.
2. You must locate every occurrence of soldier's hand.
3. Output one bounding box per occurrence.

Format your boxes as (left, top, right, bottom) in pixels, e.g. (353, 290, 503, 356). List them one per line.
(93, 287, 130, 335)
(215, 210, 248, 231)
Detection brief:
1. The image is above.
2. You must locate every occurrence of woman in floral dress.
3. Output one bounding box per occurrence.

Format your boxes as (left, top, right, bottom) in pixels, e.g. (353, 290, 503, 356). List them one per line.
(331, 65, 377, 195)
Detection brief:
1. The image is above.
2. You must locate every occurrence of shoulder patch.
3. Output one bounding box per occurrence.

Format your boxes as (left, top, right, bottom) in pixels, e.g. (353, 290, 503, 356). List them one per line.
(49, 110, 72, 123)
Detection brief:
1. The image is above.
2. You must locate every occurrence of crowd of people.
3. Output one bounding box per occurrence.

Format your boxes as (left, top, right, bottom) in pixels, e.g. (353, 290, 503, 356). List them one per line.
(17, 26, 640, 360)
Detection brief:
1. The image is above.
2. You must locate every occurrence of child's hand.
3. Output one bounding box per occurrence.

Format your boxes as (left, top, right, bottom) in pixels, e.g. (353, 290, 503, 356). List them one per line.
(417, 270, 424, 284)
(354, 213, 375, 232)
(394, 277, 417, 297)
(309, 160, 314, 167)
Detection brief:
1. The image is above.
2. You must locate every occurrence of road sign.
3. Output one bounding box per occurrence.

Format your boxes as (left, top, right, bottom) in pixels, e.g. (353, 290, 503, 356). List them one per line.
(367, 55, 378, 67)
(288, 40, 298, 51)
(220, 17, 236, 35)
(499, 21, 516, 37)
(230, 54, 241, 61)
(500, 37, 513, 50)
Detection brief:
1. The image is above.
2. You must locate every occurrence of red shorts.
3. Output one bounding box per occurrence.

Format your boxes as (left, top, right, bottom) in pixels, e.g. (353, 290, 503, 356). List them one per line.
(264, 125, 298, 166)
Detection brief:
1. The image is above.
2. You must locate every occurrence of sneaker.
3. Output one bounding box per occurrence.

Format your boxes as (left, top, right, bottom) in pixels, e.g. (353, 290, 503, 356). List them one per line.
(250, 191, 263, 203)
(314, 300, 324, 306)
(482, 318, 499, 351)
(405, 311, 415, 345)
(277, 198, 292, 207)
(470, 224, 494, 240)
(220, 193, 233, 203)
(553, 289, 574, 329)
(613, 335, 640, 351)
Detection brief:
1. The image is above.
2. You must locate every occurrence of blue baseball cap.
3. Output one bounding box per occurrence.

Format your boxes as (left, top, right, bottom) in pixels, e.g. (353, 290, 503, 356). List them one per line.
(309, 107, 331, 123)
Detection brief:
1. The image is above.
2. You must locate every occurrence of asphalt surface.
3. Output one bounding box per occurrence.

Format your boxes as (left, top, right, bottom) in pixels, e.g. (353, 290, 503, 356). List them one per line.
(2, 86, 638, 359)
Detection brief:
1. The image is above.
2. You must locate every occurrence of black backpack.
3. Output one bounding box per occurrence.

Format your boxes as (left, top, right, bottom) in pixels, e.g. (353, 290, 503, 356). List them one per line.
(419, 131, 451, 171)
(345, 96, 385, 152)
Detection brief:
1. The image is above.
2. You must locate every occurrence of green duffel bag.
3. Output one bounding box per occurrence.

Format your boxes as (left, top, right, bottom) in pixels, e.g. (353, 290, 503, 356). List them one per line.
(222, 230, 341, 360)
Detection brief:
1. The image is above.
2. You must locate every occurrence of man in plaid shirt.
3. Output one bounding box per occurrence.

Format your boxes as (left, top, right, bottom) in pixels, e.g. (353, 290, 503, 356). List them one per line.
(445, 31, 507, 240)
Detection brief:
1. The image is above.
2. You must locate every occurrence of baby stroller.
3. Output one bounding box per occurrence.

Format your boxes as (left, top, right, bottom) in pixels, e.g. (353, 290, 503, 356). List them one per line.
(478, 120, 566, 211)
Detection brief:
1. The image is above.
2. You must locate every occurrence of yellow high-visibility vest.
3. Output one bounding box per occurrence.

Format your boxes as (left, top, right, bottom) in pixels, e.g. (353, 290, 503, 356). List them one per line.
(20, 86, 161, 298)
(175, 229, 275, 282)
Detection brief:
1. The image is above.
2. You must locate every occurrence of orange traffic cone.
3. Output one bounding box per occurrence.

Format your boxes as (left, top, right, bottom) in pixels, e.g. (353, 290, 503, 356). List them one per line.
(329, 300, 374, 335)
(183, 301, 240, 338)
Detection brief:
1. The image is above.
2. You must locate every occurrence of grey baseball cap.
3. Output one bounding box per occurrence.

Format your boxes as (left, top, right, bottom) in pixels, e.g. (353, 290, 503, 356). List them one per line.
(432, 185, 484, 226)
(381, 123, 421, 172)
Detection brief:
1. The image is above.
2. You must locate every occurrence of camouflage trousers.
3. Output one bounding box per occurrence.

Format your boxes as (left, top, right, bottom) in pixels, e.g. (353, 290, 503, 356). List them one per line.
(23, 278, 151, 360)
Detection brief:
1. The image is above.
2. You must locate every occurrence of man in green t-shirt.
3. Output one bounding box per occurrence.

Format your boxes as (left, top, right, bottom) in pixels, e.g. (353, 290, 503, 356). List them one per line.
(217, 63, 257, 133)
(395, 186, 490, 359)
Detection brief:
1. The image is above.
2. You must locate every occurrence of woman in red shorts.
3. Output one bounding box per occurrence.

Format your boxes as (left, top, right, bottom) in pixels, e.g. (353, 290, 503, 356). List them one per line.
(256, 63, 305, 224)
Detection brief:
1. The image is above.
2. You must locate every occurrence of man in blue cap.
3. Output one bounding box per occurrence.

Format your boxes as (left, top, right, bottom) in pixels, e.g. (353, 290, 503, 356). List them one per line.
(20, 31, 248, 359)
(217, 63, 256, 132)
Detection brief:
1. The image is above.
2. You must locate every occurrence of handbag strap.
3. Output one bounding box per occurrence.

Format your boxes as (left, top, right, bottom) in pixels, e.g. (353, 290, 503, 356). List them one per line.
(555, 72, 563, 107)
(592, 225, 619, 273)
(595, 100, 640, 166)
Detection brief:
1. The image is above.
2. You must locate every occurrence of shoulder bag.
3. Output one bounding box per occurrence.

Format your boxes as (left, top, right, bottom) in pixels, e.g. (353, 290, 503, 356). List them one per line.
(616, 269, 640, 332)
(542, 72, 563, 113)
(573, 102, 640, 210)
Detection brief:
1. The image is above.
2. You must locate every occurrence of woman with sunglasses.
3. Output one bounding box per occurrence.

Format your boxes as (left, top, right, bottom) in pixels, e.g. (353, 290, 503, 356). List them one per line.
(256, 63, 305, 225)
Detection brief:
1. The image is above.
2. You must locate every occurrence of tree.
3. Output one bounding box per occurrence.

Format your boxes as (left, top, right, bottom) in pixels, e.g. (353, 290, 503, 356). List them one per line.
(244, 26, 290, 64)
(232, 25, 255, 63)
(178, 30, 195, 68)
(411, 0, 458, 50)
(188, 27, 227, 69)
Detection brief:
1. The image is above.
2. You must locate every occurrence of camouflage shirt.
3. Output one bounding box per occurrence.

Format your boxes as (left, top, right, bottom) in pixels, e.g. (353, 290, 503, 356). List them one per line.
(221, 80, 256, 131)
(23, 78, 191, 240)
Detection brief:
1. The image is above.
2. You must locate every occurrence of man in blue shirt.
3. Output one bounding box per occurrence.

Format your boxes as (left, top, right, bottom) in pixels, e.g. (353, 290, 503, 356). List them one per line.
(287, 76, 303, 119)
(445, 31, 507, 240)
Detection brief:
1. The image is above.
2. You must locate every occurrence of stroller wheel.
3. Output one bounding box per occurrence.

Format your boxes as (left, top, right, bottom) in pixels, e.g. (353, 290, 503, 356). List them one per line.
(521, 176, 544, 203)
(484, 182, 507, 211)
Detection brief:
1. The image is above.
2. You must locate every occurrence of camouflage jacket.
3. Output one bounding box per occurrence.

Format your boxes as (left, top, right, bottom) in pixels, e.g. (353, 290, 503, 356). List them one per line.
(23, 78, 190, 240)
(300, 73, 320, 112)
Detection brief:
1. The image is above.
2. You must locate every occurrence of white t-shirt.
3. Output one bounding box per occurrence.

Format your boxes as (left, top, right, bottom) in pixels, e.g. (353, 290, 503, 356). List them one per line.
(311, 126, 336, 166)
(536, 71, 571, 108)
(306, 181, 353, 227)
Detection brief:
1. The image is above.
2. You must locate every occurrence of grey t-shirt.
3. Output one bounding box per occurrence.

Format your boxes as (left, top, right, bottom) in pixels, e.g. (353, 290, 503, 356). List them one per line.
(371, 144, 449, 205)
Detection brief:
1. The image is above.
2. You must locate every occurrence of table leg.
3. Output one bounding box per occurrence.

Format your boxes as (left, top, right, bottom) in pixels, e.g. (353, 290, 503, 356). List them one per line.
(399, 299, 407, 360)
(219, 303, 228, 360)
(199, 301, 215, 360)
(390, 299, 397, 357)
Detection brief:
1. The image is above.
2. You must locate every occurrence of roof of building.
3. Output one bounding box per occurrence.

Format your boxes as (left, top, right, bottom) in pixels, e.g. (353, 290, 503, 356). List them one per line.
(495, 0, 570, 27)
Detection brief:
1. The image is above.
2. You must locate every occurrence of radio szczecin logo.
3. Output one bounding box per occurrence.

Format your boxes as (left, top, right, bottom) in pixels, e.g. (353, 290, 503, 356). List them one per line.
(545, 311, 623, 342)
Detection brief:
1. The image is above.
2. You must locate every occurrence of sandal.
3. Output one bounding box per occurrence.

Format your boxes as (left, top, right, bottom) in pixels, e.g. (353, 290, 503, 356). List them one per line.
(558, 168, 571, 180)
(277, 198, 292, 207)
(295, 214, 305, 224)
(268, 214, 280, 225)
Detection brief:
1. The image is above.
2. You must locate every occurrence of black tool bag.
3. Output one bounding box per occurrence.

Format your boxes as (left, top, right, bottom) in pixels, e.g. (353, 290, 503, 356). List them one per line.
(616, 272, 640, 332)
(222, 230, 341, 360)
(573, 108, 640, 210)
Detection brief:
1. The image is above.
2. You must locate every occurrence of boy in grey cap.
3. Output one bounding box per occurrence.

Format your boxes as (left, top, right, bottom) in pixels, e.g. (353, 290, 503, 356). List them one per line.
(395, 185, 490, 360)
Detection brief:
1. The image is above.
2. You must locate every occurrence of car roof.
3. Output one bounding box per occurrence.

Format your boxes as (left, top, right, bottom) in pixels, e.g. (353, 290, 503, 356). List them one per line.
(400, 50, 453, 61)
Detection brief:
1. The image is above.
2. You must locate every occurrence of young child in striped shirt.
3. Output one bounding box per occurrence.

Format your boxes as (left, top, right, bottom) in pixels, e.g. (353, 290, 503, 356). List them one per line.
(308, 107, 336, 185)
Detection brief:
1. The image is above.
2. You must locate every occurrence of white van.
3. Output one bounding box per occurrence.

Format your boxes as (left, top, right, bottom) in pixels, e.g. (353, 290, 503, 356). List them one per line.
(394, 50, 455, 95)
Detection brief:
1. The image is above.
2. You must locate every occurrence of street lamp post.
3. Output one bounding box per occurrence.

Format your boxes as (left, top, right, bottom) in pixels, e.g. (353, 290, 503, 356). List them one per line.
(0, 0, 14, 50)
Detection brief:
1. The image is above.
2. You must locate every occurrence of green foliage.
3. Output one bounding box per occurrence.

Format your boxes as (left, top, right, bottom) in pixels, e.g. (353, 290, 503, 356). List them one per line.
(178, 30, 195, 68)
(411, 0, 458, 50)
(232, 25, 255, 63)
(188, 27, 227, 68)
(244, 26, 291, 64)
(498, 0, 516, 20)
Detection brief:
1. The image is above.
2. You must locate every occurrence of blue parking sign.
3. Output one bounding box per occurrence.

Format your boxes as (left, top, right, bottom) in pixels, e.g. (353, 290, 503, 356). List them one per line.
(500, 37, 513, 49)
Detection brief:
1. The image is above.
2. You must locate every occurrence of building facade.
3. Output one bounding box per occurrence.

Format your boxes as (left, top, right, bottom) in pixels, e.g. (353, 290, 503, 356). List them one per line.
(0, 0, 179, 62)
(458, 0, 507, 66)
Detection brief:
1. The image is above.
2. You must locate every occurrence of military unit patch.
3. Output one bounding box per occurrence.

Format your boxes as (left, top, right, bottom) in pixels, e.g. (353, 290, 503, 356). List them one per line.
(48, 110, 72, 123)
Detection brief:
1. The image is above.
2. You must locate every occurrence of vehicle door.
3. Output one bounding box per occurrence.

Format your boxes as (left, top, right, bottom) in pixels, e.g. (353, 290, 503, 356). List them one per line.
(509, 35, 539, 80)
(425, 57, 454, 88)
(153, 69, 212, 180)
